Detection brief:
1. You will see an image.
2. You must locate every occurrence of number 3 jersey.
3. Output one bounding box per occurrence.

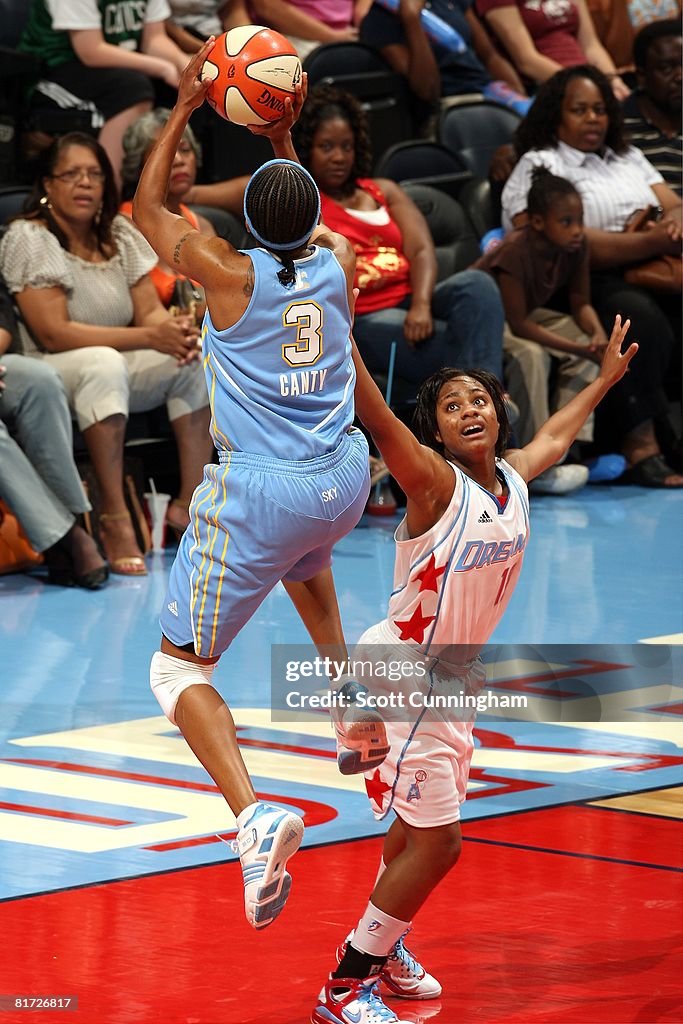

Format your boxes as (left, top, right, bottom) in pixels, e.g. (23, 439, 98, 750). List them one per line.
(200, 244, 355, 459)
(385, 459, 530, 652)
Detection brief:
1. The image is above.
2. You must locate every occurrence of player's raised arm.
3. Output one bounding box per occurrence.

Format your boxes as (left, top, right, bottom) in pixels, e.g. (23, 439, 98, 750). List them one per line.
(351, 337, 451, 505)
(133, 39, 235, 284)
(508, 315, 637, 483)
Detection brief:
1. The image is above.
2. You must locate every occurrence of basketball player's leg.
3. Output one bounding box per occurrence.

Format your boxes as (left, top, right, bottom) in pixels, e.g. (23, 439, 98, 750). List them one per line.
(284, 565, 389, 774)
(313, 816, 453, 1021)
(156, 634, 255, 814)
(283, 568, 346, 660)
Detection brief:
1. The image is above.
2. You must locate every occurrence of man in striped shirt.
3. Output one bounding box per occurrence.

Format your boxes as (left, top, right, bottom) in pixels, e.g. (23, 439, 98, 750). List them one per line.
(622, 19, 682, 198)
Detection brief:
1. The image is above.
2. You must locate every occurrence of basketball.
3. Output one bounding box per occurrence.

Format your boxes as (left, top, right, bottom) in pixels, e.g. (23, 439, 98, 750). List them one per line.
(201, 26, 302, 126)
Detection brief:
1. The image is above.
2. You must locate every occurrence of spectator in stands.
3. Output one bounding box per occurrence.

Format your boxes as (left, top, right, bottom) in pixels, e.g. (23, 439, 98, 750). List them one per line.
(0, 280, 108, 588)
(166, 2, 250, 53)
(120, 109, 252, 316)
(360, 0, 529, 120)
(19, 0, 190, 186)
(584, 0, 634, 72)
(502, 66, 682, 487)
(475, 167, 603, 493)
(0, 132, 214, 574)
(293, 85, 506, 400)
(248, 0, 371, 60)
(623, 19, 682, 198)
(121, 110, 216, 318)
(476, 0, 631, 98)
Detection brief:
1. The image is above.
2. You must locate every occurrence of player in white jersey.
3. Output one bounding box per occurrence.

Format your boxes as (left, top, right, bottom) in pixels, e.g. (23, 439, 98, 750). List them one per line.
(132, 46, 384, 935)
(312, 314, 636, 1024)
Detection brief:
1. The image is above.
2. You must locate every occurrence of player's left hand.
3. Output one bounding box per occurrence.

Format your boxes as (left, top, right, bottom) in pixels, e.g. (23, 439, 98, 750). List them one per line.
(247, 72, 308, 138)
(177, 36, 215, 112)
(598, 314, 637, 386)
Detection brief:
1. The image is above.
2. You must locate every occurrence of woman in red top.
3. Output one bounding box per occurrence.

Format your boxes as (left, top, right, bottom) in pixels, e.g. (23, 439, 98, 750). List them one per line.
(293, 86, 505, 399)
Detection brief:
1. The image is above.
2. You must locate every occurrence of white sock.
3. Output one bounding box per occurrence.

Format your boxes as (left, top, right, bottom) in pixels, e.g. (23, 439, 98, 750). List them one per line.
(236, 801, 261, 830)
(353, 901, 410, 958)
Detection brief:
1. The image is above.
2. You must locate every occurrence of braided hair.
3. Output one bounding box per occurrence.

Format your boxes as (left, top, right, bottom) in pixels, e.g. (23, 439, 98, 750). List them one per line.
(244, 159, 321, 287)
(527, 165, 580, 218)
(413, 368, 511, 459)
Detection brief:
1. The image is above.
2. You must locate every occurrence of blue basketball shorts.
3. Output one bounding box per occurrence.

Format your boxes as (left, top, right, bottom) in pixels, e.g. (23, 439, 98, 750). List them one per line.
(160, 427, 370, 658)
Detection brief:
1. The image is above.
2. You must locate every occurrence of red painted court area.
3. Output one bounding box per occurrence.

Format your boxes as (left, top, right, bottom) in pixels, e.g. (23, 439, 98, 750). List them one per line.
(1, 804, 680, 1024)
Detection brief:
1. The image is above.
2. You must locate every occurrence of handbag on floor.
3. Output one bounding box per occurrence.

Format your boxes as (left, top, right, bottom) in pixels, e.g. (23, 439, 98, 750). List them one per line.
(0, 500, 43, 575)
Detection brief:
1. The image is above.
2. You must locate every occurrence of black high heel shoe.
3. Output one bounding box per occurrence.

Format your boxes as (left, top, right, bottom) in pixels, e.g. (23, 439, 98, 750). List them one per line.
(44, 538, 109, 589)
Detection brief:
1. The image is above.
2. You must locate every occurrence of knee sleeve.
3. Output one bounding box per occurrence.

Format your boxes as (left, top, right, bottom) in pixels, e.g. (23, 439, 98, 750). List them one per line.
(149, 650, 216, 725)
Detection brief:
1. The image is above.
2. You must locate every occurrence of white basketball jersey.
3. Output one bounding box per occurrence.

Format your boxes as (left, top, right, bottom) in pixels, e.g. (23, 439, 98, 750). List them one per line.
(385, 458, 530, 652)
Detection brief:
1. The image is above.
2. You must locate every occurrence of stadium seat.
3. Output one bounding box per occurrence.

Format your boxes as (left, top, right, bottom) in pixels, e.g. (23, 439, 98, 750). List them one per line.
(0, 186, 30, 224)
(373, 140, 472, 198)
(403, 182, 481, 278)
(303, 43, 417, 167)
(438, 100, 522, 181)
(458, 177, 501, 242)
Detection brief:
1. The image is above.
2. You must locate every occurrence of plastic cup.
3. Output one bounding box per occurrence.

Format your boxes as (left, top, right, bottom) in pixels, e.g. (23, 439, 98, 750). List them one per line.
(144, 492, 170, 552)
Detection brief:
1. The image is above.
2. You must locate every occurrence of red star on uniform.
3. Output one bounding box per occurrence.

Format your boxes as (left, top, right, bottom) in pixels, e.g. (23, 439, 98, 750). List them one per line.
(365, 769, 392, 810)
(415, 553, 446, 593)
(393, 602, 436, 643)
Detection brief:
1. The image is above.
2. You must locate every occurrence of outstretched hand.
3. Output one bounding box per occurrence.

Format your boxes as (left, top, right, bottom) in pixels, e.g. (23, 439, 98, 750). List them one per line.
(598, 314, 637, 388)
(247, 72, 308, 140)
(177, 36, 215, 112)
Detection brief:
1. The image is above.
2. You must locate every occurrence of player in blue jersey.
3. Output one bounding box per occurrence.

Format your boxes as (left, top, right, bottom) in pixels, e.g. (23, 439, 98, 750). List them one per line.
(310, 313, 636, 1024)
(133, 44, 380, 932)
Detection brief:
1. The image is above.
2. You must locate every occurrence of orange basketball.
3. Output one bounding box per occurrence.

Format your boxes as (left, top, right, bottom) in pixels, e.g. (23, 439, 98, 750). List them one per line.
(201, 26, 302, 127)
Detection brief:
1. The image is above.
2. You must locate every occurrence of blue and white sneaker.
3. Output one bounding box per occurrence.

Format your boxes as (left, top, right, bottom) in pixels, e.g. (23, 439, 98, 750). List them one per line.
(311, 976, 413, 1024)
(333, 681, 390, 776)
(235, 802, 304, 930)
(337, 930, 442, 1000)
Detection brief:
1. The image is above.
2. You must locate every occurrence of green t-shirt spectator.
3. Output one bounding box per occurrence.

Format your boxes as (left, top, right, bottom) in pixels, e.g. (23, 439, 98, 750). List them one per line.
(20, 0, 171, 68)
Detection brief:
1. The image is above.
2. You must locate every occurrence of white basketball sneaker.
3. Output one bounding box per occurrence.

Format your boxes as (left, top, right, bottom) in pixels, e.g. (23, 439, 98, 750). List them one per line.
(235, 802, 304, 929)
(333, 680, 390, 776)
(311, 976, 414, 1024)
(336, 930, 442, 1000)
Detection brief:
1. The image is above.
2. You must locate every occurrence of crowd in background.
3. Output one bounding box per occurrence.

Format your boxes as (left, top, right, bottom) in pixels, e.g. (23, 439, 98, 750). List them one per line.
(0, 0, 680, 587)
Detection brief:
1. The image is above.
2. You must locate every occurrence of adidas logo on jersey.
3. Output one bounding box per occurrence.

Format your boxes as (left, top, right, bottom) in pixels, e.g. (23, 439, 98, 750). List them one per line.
(478, 510, 493, 524)
(167, 601, 179, 617)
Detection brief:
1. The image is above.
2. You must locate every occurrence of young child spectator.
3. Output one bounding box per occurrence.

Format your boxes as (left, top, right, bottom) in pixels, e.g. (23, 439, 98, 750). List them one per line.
(19, 0, 190, 186)
(475, 167, 605, 493)
(623, 19, 682, 198)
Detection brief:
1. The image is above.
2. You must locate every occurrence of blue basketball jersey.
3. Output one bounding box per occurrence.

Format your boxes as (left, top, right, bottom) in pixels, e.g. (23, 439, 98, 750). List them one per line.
(201, 244, 355, 460)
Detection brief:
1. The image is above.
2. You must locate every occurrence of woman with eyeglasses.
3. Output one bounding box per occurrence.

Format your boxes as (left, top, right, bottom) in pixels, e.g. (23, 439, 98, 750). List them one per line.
(0, 132, 215, 575)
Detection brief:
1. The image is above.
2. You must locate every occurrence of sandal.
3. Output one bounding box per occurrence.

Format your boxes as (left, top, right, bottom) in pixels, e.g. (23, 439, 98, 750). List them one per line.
(165, 499, 191, 542)
(623, 453, 683, 488)
(99, 512, 148, 576)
